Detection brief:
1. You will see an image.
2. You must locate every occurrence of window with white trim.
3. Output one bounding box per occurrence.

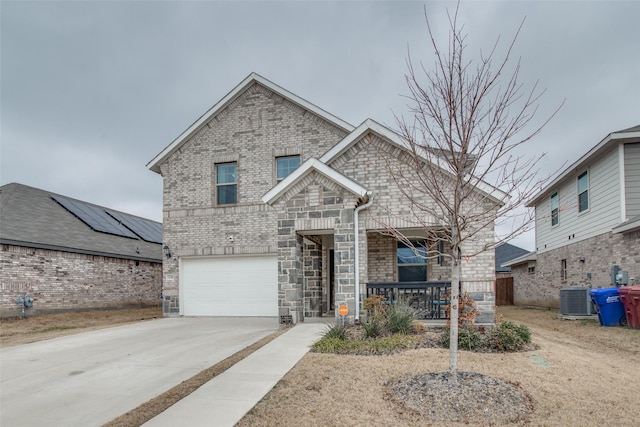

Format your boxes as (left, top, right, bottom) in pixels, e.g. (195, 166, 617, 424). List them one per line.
(551, 192, 559, 226)
(578, 171, 589, 212)
(276, 155, 300, 182)
(216, 162, 237, 205)
(397, 240, 427, 282)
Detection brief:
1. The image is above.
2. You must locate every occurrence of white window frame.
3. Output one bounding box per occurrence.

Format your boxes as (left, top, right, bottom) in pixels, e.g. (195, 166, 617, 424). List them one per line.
(397, 240, 428, 282)
(551, 192, 559, 226)
(577, 170, 589, 213)
(275, 155, 301, 183)
(216, 162, 238, 205)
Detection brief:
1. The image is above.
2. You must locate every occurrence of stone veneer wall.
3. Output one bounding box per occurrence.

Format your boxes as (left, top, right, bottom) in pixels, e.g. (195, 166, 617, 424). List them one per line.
(274, 173, 358, 323)
(0, 244, 162, 317)
(525, 230, 639, 308)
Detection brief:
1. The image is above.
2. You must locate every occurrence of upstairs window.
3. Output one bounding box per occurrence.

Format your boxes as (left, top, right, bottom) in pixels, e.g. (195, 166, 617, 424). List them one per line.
(551, 192, 559, 226)
(276, 155, 301, 182)
(216, 162, 237, 205)
(578, 171, 589, 212)
(397, 240, 427, 282)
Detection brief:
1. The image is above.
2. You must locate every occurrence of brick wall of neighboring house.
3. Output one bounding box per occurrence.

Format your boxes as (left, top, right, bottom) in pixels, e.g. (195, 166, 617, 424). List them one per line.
(529, 230, 639, 308)
(159, 83, 348, 316)
(511, 264, 538, 306)
(0, 244, 162, 318)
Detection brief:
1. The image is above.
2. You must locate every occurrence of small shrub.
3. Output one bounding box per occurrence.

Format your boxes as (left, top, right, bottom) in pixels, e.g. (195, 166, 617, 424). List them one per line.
(322, 324, 346, 340)
(485, 324, 525, 352)
(385, 303, 415, 334)
(499, 320, 532, 343)
(444, 290, 480, 327)
(312, 336, 353, 353)
(365, 334, 422, 353)
(438, 325, 483, 350)
(362, 318, 384, 338)
(363, 294, 388, 319)
(409, 319, 428, 334)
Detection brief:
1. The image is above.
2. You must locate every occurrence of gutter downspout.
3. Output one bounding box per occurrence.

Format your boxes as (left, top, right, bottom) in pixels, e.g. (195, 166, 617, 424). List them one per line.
(354, 191, 374, 322)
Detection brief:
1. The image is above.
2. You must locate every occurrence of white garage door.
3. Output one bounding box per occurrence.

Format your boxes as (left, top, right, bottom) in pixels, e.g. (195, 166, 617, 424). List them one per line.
(181, 255, 278, 316)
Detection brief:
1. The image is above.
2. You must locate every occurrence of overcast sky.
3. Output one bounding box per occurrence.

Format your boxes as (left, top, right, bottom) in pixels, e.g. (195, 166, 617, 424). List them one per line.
(2, 0, 639, 251)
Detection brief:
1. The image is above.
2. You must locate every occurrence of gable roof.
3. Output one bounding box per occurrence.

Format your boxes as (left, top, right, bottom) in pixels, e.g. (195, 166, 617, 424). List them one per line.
(0, 183, 162, 262)
(262, 158, 370, 205)
(495, 242, 530, 272)
(321, 119, 508, 204)
(147, 73, 355, 173)
(501, 250, 537, 268)
(527, 124, 640, 206)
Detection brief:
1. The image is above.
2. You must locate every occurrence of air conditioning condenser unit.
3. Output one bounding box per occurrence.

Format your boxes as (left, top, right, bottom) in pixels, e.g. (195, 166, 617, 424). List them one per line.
(560, 287, 592, 316)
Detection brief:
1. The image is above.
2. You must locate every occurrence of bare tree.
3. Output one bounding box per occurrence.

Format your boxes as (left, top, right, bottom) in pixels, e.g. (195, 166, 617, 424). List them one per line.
(376, 4, 561, 379)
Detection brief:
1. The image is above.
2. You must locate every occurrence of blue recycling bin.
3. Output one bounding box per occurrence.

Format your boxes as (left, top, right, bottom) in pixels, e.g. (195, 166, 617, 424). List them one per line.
(589, 288, 626, 326)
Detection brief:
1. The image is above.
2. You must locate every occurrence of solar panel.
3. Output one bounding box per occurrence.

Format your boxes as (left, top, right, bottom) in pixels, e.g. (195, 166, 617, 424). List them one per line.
(106, 210, 163, 243)
(51, 195, 139, 239)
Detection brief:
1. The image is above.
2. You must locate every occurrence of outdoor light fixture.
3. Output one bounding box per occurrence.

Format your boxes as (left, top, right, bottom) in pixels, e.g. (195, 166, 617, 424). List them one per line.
(163, 245, 172, 259)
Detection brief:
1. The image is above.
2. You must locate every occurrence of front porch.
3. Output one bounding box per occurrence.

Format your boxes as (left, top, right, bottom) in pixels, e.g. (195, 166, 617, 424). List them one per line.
(366, 281, 452, 320)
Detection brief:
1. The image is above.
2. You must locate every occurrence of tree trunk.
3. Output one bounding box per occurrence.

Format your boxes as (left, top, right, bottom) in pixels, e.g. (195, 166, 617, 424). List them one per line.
(449, 255, 460, 382)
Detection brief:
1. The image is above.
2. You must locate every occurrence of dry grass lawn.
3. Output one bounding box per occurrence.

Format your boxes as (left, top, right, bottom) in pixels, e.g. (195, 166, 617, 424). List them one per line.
(0, 306, 162, 348)
(238, 306, 639, 427)
(2, 306, 638, 426)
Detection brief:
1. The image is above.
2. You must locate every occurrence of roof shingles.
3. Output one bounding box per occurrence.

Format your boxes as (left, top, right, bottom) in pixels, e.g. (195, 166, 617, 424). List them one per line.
(0, 183, 162, 262)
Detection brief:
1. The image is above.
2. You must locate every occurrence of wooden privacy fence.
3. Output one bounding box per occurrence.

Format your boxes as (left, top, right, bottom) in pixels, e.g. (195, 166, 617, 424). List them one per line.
(495, 277, 514, 305)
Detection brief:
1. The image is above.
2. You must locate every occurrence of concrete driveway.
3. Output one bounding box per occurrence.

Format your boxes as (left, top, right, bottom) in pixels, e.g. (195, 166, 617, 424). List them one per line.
(0, 317, 279, 427)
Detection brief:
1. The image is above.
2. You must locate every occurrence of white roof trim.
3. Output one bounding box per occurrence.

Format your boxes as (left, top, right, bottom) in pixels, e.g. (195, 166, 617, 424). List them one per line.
(321, 119, 507, 203)
(501, 251, 537, 267)
(262, 158, 369, 205)
(320, 119, 394, 163)
(147, 73, 355, 173)
(612, 216, 640, 234)
(527, 127, 640, 207)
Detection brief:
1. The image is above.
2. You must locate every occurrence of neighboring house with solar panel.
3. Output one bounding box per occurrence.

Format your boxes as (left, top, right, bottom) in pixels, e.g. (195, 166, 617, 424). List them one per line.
(0, 183, 163, 317)
(147, 73, 504, 325)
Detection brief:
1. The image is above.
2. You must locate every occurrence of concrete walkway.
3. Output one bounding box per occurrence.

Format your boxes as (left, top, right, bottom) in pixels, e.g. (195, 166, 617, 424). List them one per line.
(144, 321, 327, 427)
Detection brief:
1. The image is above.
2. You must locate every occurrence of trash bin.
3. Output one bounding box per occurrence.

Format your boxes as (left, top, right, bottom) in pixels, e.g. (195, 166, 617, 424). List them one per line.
(618, 286, 640, 329)
(589, 287, 626, 327)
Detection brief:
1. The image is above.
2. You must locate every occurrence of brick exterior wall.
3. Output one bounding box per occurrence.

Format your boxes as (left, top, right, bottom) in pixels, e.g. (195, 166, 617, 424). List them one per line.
(0, 244, 162, 317)
(157, 80, 498, 324)
(158, 83, 348, 316)
(520, 230, 639, 308)
(332, 134, 497, 324)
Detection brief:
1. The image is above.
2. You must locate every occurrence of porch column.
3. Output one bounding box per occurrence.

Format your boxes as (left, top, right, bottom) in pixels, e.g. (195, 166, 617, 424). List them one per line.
(334, 209, 356, 323)
(278, 215, 304, 323)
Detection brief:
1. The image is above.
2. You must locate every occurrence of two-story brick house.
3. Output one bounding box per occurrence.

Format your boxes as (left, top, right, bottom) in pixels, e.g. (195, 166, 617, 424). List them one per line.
(508, 125, 640, 307)
(147, 73, 502, 324)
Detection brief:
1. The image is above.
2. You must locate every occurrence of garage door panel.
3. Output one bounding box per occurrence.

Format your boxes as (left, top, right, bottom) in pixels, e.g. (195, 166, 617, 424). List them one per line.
(182, 255, 277, 316)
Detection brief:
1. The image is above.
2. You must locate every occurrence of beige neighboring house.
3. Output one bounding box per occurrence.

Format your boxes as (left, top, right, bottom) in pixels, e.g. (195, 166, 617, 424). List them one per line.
(0, 183, 163, 317)
(505, 125, 640, 308)
(147, 73, 505, 324)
